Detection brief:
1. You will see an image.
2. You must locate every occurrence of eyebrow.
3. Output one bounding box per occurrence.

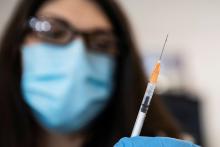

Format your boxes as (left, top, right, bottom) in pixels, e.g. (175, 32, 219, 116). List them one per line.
(35, 14, 114, 32)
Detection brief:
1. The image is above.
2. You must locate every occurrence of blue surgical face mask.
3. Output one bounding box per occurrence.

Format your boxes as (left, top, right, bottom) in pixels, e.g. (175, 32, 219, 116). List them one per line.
(21, 39, 115, 133)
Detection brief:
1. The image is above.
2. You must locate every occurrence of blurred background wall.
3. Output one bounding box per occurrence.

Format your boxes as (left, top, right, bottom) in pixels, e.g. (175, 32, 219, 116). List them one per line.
(0, 0, 219, 146)
(0, 0, 17, 35)
(117, 1, 220, 147)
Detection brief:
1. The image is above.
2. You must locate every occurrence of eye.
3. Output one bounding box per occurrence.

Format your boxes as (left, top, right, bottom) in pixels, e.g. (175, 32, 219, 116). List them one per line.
(86, 30, 118, 55)
(29, 17, 77, 44)
(43, 22, 69, 38)
(39, 20, 73, 44)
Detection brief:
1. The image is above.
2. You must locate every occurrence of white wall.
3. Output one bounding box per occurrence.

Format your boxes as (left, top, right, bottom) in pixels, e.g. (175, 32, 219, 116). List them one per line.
(118, 0, 220, 147)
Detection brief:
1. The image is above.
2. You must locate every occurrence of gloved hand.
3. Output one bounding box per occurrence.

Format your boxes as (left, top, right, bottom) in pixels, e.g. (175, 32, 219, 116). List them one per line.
(114, 136, 200, 147)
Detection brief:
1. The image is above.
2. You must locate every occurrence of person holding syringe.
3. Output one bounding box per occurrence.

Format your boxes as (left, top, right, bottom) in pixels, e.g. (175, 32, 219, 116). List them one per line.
(0, 0, 200, 147)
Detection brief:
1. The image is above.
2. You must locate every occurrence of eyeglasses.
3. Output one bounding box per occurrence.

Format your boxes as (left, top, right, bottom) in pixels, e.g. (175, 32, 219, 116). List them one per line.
(27, 16, 119, 56)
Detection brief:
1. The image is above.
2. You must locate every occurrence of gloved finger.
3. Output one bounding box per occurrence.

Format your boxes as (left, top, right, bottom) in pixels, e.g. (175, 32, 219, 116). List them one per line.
(114, 137, 160, 147)
(158, 137, 200, 147)
(114, 136, 200, 147)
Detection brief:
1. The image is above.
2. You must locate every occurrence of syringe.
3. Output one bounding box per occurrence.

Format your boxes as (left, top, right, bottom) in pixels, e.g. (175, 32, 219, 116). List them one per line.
(131, 34, 169, 137)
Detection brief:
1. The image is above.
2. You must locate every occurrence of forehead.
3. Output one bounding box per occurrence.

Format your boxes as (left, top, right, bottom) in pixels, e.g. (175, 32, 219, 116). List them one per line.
(37, 0, 112, 30)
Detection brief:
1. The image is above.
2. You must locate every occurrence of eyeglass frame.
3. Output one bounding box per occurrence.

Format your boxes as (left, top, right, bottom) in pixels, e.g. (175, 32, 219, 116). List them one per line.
(25, 15, 119, 56)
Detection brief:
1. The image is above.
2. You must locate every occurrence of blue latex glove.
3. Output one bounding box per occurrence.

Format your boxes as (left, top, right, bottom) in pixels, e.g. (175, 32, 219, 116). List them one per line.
(114, 136, 200, 147)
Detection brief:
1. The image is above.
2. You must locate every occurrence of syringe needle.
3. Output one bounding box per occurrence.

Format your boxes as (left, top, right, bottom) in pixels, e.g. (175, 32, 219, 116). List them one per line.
(159, 34, 169, 61)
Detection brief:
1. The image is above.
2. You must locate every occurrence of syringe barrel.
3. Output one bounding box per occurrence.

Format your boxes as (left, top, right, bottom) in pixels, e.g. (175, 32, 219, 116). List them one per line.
(131, 111, 146, 137)
(131, 82, 156, 137)
(140, 83, 156, 113)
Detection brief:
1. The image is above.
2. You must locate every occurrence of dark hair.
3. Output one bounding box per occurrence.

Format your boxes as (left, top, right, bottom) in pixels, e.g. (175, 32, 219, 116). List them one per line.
(0, 0, 182, 147)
